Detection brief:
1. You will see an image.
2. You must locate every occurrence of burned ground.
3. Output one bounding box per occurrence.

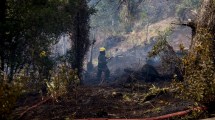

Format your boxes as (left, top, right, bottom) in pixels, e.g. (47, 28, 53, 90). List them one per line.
(12, 83, 202, 120)
(11, 60, 215, 120)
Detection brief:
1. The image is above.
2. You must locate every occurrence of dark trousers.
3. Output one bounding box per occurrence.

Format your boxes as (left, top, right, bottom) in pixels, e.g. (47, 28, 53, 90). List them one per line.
(97, 66, 110, 80)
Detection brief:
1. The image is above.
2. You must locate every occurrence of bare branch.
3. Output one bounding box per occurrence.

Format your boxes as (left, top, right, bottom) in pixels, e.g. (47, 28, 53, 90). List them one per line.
(109, 0, 124, 15)
(92, 0, 102, 8)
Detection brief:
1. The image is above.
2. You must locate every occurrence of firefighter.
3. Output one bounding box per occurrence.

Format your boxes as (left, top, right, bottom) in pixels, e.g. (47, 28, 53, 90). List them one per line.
(97, 47, 110, 81)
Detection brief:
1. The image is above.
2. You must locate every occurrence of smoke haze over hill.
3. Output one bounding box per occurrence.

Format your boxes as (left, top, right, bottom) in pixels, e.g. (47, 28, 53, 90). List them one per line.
(86, 0, 200, 75)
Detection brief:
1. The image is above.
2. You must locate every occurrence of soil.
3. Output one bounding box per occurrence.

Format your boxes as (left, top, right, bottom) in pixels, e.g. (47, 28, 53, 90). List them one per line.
(11, 81, 202, 120)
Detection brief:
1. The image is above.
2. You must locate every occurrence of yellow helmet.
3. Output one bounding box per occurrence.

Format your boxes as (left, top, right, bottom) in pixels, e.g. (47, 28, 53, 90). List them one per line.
(40, 51, 46, 57)
(99, 47, 106, 52)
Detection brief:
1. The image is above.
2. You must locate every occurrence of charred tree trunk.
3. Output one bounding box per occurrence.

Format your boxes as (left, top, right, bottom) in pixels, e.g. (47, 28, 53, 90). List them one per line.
(71, 0, 90, 85)
(0, 0, 7, 72)
(87, 39, 95, 73)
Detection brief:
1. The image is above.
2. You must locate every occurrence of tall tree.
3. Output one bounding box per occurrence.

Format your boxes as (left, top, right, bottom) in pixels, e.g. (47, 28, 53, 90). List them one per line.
(0, 0, 7, 71)
(180, 0, 215, 104)
(0, 0, 71, 82)
(69, 0, 90, 84)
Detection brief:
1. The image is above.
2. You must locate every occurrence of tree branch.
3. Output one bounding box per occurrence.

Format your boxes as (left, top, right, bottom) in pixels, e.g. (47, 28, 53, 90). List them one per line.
(18, 97, 51, 119)
(92, 0, 102, 8)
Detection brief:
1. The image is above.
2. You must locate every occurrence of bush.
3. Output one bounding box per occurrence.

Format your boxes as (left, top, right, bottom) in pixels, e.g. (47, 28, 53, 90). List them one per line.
(173, 29, 215, 105)
(46, 64, 80, 101)
(0, 71, 23, 119)
(149, 28, 215, 106)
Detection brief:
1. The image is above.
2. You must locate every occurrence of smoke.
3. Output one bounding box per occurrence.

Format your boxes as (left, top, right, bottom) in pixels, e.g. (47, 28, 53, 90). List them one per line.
(83, 0, 200, 84)
(51, 35, 71, 57)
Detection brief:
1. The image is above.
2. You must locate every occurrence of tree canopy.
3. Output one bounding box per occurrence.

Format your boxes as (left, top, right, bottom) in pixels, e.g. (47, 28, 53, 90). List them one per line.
(0, 0, 91, 82)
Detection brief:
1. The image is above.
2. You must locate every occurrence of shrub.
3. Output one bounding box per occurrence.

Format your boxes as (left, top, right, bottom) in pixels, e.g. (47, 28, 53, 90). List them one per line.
(173, 29, 215, 105)
(0, 71, 23, 119)
(46, 64, 80, 101)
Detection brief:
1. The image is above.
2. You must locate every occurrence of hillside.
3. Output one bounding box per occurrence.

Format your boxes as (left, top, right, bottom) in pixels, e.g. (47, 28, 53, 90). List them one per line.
(89, 17, 192, 73)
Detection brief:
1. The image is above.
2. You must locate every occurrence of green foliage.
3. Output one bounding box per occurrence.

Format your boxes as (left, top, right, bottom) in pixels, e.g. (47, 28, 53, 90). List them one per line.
(0, 0, 90, 117)
(148, 28, 184, 77)
(150, 27, 215, 105)
(37, 54, 55, 80)
(145, 84, 169, 99)
(0, 0, 90, 89)
(140, 10, 147, 20)
(0, 0, 72, 81)
(46, 65, 80, 101)
(173, 28, 215, 104)
(0, 71, 24, 119)
(148, 29, 173, 57)
(148, 28, 173, 57)
(147, 15, 215, 108)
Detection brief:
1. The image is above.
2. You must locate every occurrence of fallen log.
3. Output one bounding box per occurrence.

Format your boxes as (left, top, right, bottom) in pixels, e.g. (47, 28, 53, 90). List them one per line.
(18, 97, 51, 119)
(76, 106, 207, 120)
